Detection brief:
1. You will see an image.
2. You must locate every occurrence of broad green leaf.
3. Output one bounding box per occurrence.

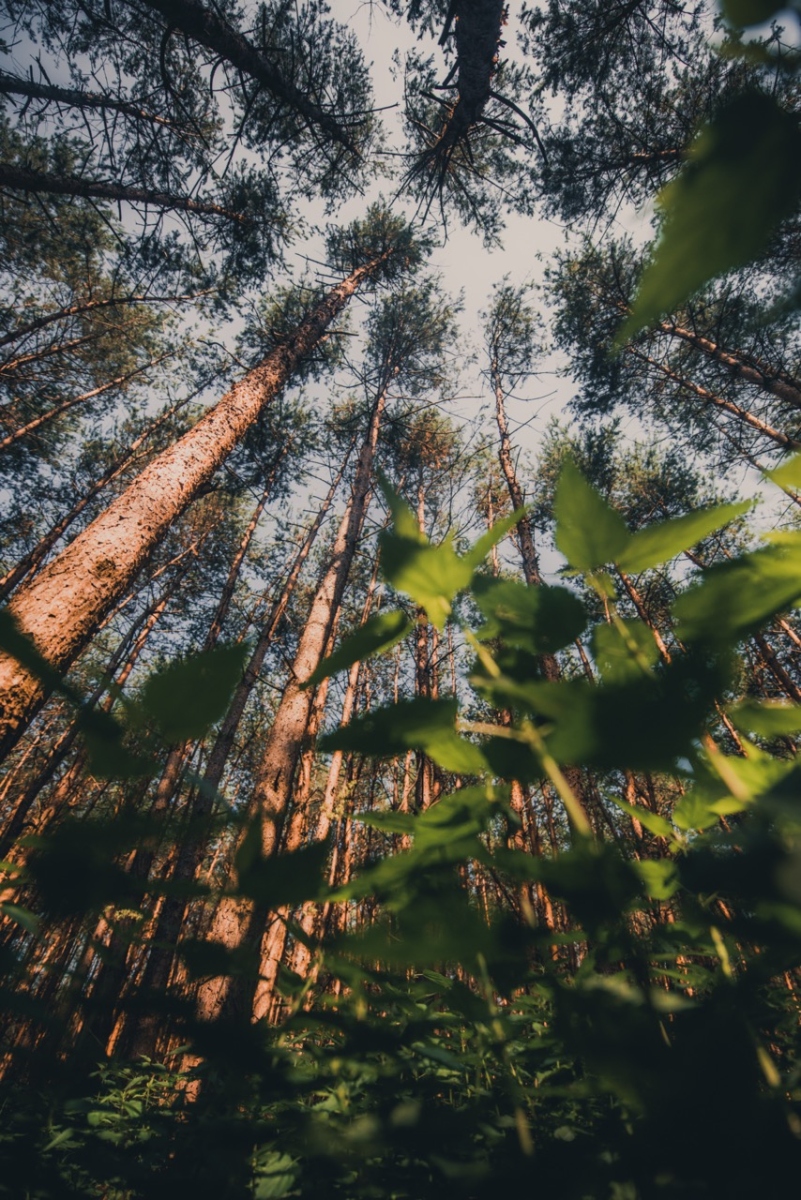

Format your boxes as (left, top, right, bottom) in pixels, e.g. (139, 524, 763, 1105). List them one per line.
(722, 0, 798, 25)
(673, 790, 720, 832)
(766, 452, 801, 490)
(473, 576, 586, 654)
(379, 531, 471, 630)
(634, 859, 679, 900)
(730, 699, 801, 736)
(237, 839, 330, 908)
(139, 643, 247, 741)
(607, 794, 675, 840)
(554, 459, 630, 571)
(673, 545, 801, 643)
(463, 506, 527, 570)
(616, 501, 750, 574)
(377, 469, 426, 542)
(592, 620, 660, 683)
(303, 610, 413, 688)
(357, 810, 417, 835)
(622, 93, 801, 340)
(488, 655, 724, 770)
(322, 696, 488, 774)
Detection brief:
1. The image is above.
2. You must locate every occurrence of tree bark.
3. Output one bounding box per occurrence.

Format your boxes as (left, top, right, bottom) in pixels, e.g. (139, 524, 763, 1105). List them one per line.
(195, 384, 388, 1026)
(0, 163, 251, 225)
(133, 0, 360, 155)
(0, 257, 383, 759)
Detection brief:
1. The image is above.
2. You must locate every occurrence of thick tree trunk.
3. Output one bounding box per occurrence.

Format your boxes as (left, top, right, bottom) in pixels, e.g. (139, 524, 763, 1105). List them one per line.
(0, 390, 196, 603)
(0, 258, 381, 758)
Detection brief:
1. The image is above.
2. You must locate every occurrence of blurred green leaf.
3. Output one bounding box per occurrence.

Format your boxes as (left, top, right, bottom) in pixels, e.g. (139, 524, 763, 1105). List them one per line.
(554, 459, 630, 570)
(473, 576, 586, 654)
(634, 859, 679, 900)
(673, 545, 801, 642)
(592, 620, 660, 683)
(463, 507, 527, 570)
(322, 697, 488, 774)
(237, 840, 330, 908)
(730, 699, 801, 736)
(303, 610, 413, 688)
(138, 643, 247, 741)
(621, 93, 801, 339)
(766, 452, 801, 490)
(616, 502, 750, 574)
(722, 0, 798, 26)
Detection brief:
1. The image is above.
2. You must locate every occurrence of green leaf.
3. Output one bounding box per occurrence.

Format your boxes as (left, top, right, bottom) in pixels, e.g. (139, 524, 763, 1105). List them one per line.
(592, 620, 660, 684)
(621, 93, 801, 340)
(303, 610, 413, 688)
(554, 459, 630, 571)
(673, 790, 720, 832)
(616, 502, 750, 574)
(722, 0, 798, 26)
(766, 453, 801, 490)
(472, 576, 586, 654)
(607, 794, 675, 840)
(730, 699, 801, 736)
(379, 531, 471, 630)
(673, 544, 801, 643)
(463, 507, 528, 570)
(634, 859, 679, 900)
(237, 839, 330, 908)
(138, 643, 248, 741)
(321, 697, 488, 774)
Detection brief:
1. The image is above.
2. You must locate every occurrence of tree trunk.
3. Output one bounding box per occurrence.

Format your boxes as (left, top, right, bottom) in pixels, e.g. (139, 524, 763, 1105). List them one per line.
(118, 457, 349, 1060)
(135, 0, 359, 154)
(0, 257, 383, 759)
(0, 163, 251, 225)
(195, 384, 388, 1026)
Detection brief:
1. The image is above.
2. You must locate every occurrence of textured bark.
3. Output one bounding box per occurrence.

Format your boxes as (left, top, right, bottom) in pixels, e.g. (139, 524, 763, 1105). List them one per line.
(0, 392, 193, 603)
(119, 461, 347, 1060)
(0, 258, 381, 758)
(628, 347, 801, 451)
(195, 386, 387, 1025)
(134, 0, 359, 154)
(658, 319, 801, 412)
(0, 163, 250, 224)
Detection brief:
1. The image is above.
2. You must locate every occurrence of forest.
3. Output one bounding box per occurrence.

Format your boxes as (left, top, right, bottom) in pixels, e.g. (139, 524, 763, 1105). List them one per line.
(1, 0, 801, 1195)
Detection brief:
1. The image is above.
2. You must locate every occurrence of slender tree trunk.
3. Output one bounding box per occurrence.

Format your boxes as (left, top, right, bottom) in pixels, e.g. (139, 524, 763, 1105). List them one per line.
(0, 256, 384, 758)
(0, 70, 185, 134)
(195, 384, 388, 1026)
(657, 319, 801, 411)
(628, 347, 801, 451)
(0, 163, 251, 225)
(118, 459, 349, 1060)
(0, 355, 172, 454)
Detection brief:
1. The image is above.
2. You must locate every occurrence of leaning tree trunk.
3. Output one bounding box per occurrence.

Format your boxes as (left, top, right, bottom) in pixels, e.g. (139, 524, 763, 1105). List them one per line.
(0, 256, 385, 759)
(117, 458, 349, 1061)
(195, 385, 388, 1027)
